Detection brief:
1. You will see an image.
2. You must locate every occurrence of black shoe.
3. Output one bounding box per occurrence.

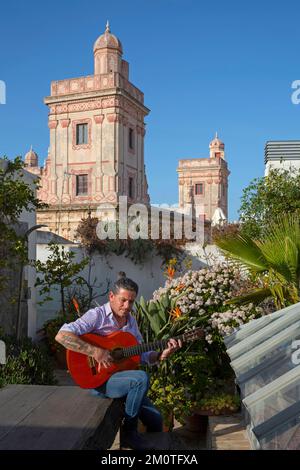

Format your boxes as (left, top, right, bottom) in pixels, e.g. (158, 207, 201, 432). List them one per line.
(120, 428, 155, 450)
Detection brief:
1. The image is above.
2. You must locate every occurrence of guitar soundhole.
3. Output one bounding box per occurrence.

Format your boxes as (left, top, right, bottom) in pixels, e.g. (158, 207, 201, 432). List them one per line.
(111, 348, 124, 362)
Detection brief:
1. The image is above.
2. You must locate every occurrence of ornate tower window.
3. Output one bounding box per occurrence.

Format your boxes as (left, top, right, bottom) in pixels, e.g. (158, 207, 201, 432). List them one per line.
(76, 174, 88, 195)
(72, 120, 92, 150)
(129, 128, 134, 150)
(76, 123, 88, 145)
(195, 183, 204, 195)
(128, 176, 134, 199)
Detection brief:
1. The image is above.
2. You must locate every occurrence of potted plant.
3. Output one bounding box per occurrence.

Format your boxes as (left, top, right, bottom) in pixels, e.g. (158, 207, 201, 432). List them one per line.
(148, 372, 194, 432)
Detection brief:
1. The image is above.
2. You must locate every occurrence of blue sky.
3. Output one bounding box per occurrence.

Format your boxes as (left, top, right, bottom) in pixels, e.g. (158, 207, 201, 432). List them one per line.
(1, 0, 300, 220)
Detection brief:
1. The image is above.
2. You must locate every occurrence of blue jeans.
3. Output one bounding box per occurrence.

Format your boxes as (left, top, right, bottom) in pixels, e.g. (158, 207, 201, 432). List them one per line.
(91, 370, 163, 432)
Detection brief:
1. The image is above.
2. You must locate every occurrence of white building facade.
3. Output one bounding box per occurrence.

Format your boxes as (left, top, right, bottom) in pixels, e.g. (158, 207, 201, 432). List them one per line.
(265, 141, 300, 175)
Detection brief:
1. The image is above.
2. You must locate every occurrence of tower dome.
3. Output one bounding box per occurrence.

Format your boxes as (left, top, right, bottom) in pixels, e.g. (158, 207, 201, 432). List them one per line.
(209, 132, 224, 150)
(93, 21, 123, 75)
(24, 146, 38, 167)
(209, 132, 225, 159)
(94, 21, 123, 54)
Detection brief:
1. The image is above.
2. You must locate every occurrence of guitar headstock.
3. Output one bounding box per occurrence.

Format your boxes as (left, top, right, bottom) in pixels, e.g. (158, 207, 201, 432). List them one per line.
(182, 327, 205, 343)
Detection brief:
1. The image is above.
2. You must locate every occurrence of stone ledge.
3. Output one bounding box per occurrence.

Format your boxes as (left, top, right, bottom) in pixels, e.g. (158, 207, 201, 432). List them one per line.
(0, 385, 124, 450)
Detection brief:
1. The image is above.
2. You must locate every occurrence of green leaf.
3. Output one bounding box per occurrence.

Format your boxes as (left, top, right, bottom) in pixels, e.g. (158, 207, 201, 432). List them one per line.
(216, 234, 268, 273)
(139, 296, 147, 311)
(225, 287, 272, 306)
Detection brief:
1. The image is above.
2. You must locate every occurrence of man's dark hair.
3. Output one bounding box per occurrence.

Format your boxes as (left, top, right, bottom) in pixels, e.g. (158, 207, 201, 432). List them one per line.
(111, 272, 139, 295)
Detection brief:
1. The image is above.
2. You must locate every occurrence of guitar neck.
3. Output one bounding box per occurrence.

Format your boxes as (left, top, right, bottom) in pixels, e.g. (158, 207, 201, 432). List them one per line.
(121, 333, 186, 358)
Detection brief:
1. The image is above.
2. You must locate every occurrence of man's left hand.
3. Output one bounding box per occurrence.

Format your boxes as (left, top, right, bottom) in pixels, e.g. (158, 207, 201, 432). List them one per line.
(160, 338, 182, 361)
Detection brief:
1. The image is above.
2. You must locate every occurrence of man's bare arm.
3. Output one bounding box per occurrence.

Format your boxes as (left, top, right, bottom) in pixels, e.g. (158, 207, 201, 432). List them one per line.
(55, 331, 97, 356)
(55, 331, 112, 369)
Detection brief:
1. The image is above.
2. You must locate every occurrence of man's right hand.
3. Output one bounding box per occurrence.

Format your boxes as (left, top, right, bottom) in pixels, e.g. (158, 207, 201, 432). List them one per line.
(92, 347, 113, 371)
(55, 331, 113, 371)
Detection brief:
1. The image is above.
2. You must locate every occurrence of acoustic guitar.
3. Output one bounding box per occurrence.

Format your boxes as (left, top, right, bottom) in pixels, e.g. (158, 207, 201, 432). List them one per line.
(66, 328, 203, 389)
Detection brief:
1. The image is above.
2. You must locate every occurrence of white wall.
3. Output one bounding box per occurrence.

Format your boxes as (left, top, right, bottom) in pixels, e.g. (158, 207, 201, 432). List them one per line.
(35, 239, 223, 330)
(265, 160, 300, 176)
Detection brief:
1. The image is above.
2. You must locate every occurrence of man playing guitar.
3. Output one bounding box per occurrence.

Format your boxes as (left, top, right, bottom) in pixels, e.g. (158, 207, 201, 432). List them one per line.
(55, 274, 182, 450)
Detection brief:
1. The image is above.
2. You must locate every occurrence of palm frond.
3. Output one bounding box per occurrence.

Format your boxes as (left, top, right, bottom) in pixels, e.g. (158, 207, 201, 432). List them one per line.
(216, 233, 268, 273)
(225, 287, 272, 306)
(217, 212, 300, 308)
(258, 213, 300, 282)
(284, 236, 298, 284)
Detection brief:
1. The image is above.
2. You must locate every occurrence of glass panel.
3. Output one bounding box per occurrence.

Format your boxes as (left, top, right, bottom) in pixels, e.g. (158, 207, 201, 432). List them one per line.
(195, 183, 203, 195)
(76, 175, 88, 195)
(76, 124, 88, 145)
(83, 123, 88, 144)
(224, 303, 291, 349)
(231, 320, 300, 378)
(239, 341, 300, 397)
(243, 366, 300, 428)
(259, 414, 300, 450)
(227, 303, 300, 362)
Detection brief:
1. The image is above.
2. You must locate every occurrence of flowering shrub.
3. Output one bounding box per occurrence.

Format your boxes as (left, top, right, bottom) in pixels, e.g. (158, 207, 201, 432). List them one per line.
(152, 264, 264, 342)
(206, 304, 263, 342)
(153, 264, 239, 304)
(140, 263, 268, 418)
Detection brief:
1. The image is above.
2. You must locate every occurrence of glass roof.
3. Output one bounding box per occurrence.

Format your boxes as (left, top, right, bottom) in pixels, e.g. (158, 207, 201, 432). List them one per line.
(230, 320, 300, 378)
(224, 301, 300, 450)
(227, 302, 300, 362)
(224, 303, 296, 349)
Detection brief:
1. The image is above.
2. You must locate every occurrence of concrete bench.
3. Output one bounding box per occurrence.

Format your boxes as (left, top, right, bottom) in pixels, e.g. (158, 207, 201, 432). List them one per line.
(0, 385, 124, 450)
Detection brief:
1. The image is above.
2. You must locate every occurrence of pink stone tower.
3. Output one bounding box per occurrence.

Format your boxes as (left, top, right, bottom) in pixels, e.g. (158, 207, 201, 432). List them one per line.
(25, 22, 150, 239)
(177, 133, 230, 224)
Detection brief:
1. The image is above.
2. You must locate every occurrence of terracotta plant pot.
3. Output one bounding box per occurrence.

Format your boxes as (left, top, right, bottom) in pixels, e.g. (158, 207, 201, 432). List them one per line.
(163, 412, 174, 432)
(184, 413, 208, 433)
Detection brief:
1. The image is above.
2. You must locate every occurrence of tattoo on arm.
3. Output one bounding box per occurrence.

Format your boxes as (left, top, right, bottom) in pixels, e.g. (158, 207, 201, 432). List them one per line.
(56, 333, 96, 356)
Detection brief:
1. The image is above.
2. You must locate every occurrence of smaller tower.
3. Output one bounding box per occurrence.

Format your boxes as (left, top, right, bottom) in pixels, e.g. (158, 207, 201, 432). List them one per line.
(24, 145, 38, 167)
(209, 132, 225, 159)
(94, 21, 124, 76)
(177, 134, 230, 223)
(24, 146, 41, 175)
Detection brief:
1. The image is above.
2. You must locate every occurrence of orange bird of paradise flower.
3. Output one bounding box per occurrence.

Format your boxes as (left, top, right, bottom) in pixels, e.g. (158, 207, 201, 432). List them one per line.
(170, 306, 182, 320)
(175, 283, 185, 292)
(166, 266, 176, 279)
(71, 297, 80, 317)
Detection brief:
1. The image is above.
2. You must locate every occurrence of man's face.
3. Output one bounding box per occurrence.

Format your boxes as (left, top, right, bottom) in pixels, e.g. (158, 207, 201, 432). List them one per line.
(109, 288, 137, 318)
